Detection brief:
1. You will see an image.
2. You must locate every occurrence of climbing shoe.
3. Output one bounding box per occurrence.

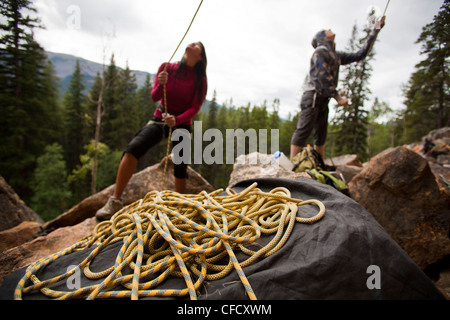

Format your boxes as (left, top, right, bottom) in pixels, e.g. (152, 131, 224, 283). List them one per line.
(95, 196, 123, 221)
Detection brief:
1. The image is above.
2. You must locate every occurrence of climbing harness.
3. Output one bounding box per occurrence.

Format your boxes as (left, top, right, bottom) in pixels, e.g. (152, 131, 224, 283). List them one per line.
(14, 182, 325, 300)
(161, 0, 204, 188)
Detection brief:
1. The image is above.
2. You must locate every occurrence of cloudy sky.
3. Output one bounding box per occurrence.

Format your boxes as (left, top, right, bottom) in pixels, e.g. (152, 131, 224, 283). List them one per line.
(32, 0, 443, 119)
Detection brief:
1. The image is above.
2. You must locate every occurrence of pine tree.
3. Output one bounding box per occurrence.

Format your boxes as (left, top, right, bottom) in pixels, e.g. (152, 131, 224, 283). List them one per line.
(0, 0, 62, 199)
(403, 0, 449, 142)
(135, 74, 156, 126)
(31, 143, 72, 221)
(366, 98, 394, 157)
(63, 60, 88, 171)
(207, 90, 219, 129)
(112, 62, 138, 149)
(100, 54, 120, 149)
(201, 90, 219, 186)
(333, 20, 375, 161)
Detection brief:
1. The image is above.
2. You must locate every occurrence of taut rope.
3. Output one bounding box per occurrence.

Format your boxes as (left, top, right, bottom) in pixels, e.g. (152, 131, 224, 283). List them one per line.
(162, 0, 204, 188)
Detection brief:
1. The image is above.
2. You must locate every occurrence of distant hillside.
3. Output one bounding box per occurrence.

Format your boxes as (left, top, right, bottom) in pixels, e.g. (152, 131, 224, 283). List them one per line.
(45, 51, 154, 98)
(45, 51, 217, 112)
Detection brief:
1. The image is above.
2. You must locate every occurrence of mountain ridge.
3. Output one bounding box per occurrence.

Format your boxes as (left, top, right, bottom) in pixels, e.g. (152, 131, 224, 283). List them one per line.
(45, 51, 154, 97)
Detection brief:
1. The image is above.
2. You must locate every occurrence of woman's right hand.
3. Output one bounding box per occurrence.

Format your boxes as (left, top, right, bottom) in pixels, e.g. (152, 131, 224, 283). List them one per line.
(158, 71, 168, 85)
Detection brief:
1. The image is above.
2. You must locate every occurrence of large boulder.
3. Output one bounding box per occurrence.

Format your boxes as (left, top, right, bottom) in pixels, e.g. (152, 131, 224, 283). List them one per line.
(349, 146, 450, 269)
(0, 217, 97, 285)
(0, 176, 43, 232)
(44, 156, 215, 232)
(0, 221, 43, 253)
(424, 127, 450, 141)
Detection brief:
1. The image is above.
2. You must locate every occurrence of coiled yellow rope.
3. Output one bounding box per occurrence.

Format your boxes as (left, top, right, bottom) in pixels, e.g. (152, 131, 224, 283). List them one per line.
(14, 182, 325, 300)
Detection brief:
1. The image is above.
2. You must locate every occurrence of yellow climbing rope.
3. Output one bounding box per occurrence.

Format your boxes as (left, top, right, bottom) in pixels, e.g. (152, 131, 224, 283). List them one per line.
(162, 0, 204, 188)
(14, 182, 325, 300)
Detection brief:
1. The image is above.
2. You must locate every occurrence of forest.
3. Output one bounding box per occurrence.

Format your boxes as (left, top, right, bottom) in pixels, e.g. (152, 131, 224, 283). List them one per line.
(1, 1, 449, 222)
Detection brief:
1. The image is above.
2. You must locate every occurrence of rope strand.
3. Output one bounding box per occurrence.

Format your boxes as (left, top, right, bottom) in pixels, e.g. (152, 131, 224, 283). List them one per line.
(162, 0, 204, 188)
(15, 182, 326, 300)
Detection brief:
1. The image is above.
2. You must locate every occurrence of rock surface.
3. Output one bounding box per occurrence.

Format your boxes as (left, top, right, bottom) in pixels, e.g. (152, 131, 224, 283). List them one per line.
(227, 152, 310, 188)
(0, 217, 97, 285)
(0, 221, 43, 253)
(348, 146, 450, 269)
(0, 176, 43, 232)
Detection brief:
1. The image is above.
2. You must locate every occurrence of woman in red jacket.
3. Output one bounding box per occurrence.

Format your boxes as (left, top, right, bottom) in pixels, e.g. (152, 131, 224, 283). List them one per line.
(96, 42, 208, 221)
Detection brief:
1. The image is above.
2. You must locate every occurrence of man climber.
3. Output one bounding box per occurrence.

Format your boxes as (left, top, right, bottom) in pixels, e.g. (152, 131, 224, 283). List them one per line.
(290, 16, 386, 160)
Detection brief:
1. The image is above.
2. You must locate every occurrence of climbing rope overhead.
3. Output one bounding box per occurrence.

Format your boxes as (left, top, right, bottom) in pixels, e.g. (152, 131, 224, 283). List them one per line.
(14, 182, 325, 300)
(162, 0, 204, 188)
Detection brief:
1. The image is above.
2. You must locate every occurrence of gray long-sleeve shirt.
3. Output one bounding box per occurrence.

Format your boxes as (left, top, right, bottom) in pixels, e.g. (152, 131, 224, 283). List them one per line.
(304, 27, 381, 102)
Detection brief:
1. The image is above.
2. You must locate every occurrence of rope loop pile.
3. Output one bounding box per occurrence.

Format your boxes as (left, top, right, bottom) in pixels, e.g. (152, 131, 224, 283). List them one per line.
(14, 182, 325, 300)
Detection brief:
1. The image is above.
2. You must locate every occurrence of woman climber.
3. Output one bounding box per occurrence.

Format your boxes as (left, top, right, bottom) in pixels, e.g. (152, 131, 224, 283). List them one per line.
(96, 42, 208, 221)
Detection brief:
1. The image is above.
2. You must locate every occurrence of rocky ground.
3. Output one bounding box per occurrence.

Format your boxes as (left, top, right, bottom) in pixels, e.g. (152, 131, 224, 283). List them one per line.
(1, 127, 449, 298)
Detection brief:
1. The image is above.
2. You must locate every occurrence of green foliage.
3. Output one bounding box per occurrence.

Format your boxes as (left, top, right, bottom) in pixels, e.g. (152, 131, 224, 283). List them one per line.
(30, 143, 72, 221)
(366, 98, 394, 157)
(193, 99, 297, 189)
(331, 21, 374, 162)
(67, 140, 121, 204)
(0, 0, 63, 200)
(69, 141, 110, 183)
(63, 60, 88, 171)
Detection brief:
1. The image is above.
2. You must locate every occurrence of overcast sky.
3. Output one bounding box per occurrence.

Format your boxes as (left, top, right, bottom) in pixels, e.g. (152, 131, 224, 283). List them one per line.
(32, 0, 443, 119)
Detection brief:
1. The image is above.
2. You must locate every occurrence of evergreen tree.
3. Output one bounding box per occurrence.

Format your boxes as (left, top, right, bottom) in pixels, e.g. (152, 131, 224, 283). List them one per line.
(333, 19, 375, 162)
(207, 90, 219, 129)
(31, 143, 72, 221)
(100, 54, 120, 149)
(0, 0, 62, 199)
(135, 74, 156, 125)
(109, 62, 139, 150)
(63, 60, 88, 171)
(67, 140, 111, 202)
(216, 103, 229, 132)
(366, 98, 394, 157)
(268, 99, 282, 152)
(403, 0, 449, 142)
(249, 102, 268, 131)
(84, 70, 106, 195)
(200, 90, 221, 186)
(269, 99, 282, 129)
(280, 112, 299, 158)
(135, 74, 160, 170)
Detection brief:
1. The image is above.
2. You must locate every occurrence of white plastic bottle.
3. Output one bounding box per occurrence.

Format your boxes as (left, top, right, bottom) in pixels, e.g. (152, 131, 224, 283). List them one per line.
(273, 151, 294, 171)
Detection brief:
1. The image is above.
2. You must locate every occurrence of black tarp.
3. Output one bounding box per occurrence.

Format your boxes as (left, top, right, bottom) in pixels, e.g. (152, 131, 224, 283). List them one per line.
(0, 178, 445, 300)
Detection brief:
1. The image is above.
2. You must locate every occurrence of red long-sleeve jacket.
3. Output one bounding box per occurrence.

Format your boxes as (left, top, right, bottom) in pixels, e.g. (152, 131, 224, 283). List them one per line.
(151, 62, 207, 125)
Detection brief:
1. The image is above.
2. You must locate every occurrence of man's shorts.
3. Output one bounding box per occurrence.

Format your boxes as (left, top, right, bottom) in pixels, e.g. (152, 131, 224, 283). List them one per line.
(124, 117, 192, 179)
(291, 90, 330, 147)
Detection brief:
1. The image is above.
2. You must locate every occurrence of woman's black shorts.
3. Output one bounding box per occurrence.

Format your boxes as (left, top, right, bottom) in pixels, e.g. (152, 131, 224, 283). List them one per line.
(124, 117, 192, 179)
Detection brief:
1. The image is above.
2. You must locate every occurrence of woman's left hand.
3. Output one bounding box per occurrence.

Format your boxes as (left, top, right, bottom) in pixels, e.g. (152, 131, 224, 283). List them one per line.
(164, 114, 176, 128)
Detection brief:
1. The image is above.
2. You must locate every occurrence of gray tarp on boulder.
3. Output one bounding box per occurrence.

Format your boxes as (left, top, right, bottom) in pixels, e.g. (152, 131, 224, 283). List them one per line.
(0, 178, 444, 300)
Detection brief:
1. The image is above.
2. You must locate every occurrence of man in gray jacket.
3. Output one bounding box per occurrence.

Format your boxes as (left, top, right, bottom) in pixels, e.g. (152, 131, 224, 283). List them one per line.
(290, 16, 386, 160)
